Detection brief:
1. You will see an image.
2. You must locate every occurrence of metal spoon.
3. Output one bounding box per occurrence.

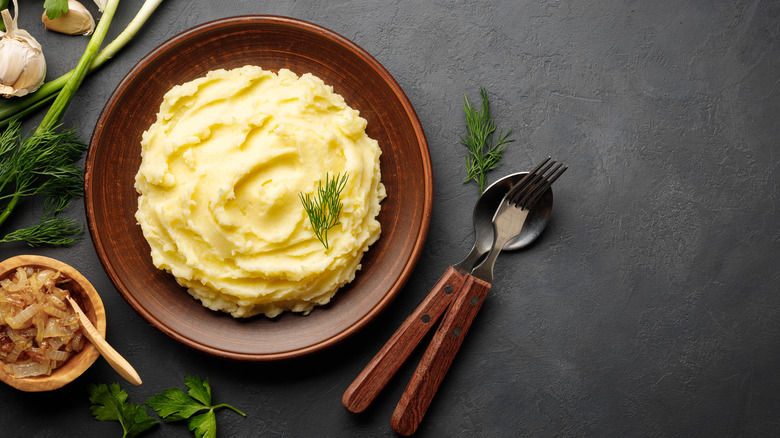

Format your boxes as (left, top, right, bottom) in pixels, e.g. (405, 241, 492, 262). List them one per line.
(343, 170, 553, 414)
(453, 171, 553, 272)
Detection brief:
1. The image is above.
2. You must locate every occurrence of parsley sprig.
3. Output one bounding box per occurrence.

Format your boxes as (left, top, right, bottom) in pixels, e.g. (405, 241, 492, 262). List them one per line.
(87, 383, 159, 438)
(88, 377, 245, 438)
(299, 172, 348, 249)
(461, 87, 514, 194)
(146, 376, 246, 438)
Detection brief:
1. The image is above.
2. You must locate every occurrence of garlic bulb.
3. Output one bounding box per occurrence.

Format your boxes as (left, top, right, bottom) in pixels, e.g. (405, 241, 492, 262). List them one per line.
(42, 0, 95, 36)
(0, 0, 47, 98)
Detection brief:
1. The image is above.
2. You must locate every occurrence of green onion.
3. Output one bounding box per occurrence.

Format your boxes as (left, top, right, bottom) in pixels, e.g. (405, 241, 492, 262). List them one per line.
(0, 0, 163, 129)
(37, 0, 120, 131)
(0, 0, 8, 32)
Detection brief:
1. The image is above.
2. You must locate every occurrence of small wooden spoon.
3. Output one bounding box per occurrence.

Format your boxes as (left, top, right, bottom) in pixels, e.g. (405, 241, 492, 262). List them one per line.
(66, 296, 142, 386)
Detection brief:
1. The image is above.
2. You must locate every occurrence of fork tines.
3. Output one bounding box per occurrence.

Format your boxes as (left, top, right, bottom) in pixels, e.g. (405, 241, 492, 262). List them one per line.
(507, 157, 567, 209)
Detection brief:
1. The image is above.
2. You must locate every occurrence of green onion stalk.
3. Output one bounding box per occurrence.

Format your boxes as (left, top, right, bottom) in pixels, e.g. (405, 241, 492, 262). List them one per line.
(0, 0, 7, 32)
(37, 0, 121, 132)
(0, 0, 162, 245)
(0, 0, 163, 129)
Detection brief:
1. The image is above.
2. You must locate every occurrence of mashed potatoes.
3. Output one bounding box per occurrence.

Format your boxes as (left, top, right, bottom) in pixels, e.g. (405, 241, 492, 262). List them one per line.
(134, 66, 385, 318)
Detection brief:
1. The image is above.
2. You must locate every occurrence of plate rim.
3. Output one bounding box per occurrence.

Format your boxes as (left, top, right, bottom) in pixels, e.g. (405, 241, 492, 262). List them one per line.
(84, 15, 433, 360)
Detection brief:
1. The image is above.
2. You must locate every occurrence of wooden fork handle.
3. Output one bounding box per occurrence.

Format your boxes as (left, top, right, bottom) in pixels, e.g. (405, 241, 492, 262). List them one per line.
(342, 266, 467, 413)
(391, 274, 491, 436)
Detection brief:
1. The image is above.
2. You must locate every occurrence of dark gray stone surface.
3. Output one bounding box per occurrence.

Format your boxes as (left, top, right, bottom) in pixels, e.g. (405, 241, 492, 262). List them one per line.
(1, 0, 778, 436)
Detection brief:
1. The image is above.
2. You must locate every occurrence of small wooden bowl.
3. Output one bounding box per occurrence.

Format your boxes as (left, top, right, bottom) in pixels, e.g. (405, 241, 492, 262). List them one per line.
(0, 255, 106, 392)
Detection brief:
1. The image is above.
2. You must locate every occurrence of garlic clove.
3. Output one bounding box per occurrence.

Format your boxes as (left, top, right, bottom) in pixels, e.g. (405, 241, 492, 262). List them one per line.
(0, 2, 47, 98)
(92, 0, 106, 13)
(42, 0, 95, 36)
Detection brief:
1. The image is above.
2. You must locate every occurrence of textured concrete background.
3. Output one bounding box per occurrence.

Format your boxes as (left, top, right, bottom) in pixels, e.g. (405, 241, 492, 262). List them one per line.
(1, 1, 778, 436)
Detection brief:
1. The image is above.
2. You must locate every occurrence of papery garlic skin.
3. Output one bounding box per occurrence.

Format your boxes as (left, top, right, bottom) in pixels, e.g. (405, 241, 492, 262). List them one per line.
(0, 38, 46, 96)
(0, 2, 47, 98)
(42, 0, 95, 36)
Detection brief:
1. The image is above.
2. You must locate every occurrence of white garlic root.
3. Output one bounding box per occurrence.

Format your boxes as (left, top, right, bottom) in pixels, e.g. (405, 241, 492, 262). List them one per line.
(42, 0, 95, 36)
(0, 0, 47, 98)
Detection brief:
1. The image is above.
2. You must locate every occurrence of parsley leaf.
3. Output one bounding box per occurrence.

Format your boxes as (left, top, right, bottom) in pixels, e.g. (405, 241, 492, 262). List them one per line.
(43, 0, 69, 19)
(145, 386, 206, 421)
(185, 375, 212, 406)
(188, 411, 217, 438)
(87, 383, 158, 438)
(146, 376, 246, 438)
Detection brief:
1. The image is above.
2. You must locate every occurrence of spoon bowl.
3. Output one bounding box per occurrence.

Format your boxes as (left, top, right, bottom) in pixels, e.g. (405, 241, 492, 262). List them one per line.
(0, 255, 106, 392)
(453, 171, 553, 273)
(474, 171, 553, 252)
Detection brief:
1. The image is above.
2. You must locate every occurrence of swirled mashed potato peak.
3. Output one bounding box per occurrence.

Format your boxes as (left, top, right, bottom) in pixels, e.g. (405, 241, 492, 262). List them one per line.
(134, 66, 385, 318)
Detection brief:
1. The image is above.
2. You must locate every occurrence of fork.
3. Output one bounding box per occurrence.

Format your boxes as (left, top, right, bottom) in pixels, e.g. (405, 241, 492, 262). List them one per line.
(390, 158, 567, 435)
(471, 158, 568, 282)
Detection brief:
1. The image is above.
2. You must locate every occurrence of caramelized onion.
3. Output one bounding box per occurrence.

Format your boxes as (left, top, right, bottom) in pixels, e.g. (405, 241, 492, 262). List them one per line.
(0, 267, 83, 378)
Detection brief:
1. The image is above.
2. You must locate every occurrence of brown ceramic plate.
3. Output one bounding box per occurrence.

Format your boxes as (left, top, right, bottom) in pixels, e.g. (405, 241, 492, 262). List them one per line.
(85, 16, 432, 360)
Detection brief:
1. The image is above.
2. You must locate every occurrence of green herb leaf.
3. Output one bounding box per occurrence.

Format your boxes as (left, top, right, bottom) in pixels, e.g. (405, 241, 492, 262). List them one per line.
(188, 410, 217, 438)
(88, 383, 127, 421)
(299, 173, 348, 249)
(145, 376, 245, 438)
(43, 0, 69, 19)
(185, 375, 212, 406)
(461, 87, 514, 194)
(124, 404, 161, 438)
(88, 383, 158, 438)
(145, 387, 208, 422)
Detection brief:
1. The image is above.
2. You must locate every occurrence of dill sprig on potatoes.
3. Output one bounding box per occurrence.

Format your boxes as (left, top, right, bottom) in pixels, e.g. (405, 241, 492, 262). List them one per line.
(299, 173, 348, 249)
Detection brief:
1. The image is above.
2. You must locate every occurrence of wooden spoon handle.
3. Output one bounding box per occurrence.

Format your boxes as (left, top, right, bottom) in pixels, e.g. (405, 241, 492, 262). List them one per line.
(66, 296, 142, 386)
(342, 266, 467, 413)
(391, 274, 491, 436)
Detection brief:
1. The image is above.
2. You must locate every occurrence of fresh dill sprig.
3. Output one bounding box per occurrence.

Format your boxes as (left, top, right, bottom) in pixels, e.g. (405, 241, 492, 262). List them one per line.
(0, 119, 86, 246)
(461, 87, 514, 194)
(0, 216, 82, 247)
(299, 173, 348, 249)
